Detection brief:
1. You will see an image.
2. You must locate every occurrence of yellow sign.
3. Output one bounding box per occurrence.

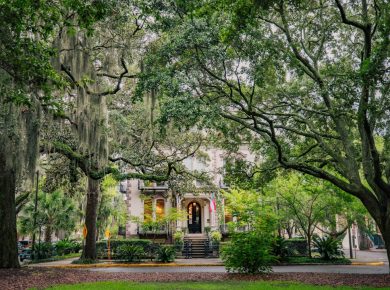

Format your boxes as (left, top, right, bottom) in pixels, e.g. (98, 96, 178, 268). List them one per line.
(105, 228, 111, 239)
(83, 225, 88, 239)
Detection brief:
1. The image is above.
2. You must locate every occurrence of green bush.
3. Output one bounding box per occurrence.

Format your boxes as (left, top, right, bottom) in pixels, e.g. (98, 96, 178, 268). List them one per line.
(55, 239, 81, 255)
(157, 245, 176, 263)
(96, 239, 152, 259)
(145, 243, 161, 260)
(210, 231, 222, 244)
(271, 236, 289, 260)
(284, 238, 308, 256)
(32, 242, 54, 259)
(312, 235, 344, 260)
(116, 244, 145, 262)
(221, 230, 275, 274)
(173, 231, 184, 250)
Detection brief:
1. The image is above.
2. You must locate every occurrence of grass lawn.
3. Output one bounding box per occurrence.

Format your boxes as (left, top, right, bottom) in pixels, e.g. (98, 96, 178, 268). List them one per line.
(39, 281, 389, 290)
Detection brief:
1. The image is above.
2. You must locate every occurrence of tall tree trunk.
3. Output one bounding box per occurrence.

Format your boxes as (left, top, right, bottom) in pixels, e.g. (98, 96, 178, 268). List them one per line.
(45, 225, 52, 243)
(377, 210, 390, 273)
(82, 178, 100, 260)
(0, 153, 20, 268)
(307, 225, 312, 258)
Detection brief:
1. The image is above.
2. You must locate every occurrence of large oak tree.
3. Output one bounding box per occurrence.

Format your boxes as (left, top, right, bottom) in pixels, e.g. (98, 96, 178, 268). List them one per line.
(138, 0, 390, 267)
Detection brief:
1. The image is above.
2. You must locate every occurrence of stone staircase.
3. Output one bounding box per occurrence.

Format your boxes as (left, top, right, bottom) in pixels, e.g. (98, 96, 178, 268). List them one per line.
(182, 234, 210, 258)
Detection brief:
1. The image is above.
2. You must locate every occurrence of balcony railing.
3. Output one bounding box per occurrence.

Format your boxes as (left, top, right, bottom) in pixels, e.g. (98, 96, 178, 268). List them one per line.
(137, 224, 168, 235)
(138, 180, 169, 191)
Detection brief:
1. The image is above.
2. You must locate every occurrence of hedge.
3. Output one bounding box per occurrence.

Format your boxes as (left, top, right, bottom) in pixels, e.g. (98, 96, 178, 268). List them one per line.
(96, 239, 154, 260)
(284, 238, 308, 256)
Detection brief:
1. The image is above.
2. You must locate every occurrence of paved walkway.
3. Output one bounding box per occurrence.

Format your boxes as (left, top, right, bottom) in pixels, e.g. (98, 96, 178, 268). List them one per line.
(29, 249, 388, 275)
(345, 249, 388, 263)
(30, 249, 387, 267)
(88, 264, 390, 274)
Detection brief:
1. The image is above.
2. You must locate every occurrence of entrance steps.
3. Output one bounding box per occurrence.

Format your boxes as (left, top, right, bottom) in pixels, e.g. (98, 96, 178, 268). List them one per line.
(182, 234, 210, 258)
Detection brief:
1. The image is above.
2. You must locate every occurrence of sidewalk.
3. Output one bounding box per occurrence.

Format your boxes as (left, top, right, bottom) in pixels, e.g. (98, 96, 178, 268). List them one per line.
(345, 249, 388, 265)
(30, 250, 387, 269)
(30, 257, 224, 268)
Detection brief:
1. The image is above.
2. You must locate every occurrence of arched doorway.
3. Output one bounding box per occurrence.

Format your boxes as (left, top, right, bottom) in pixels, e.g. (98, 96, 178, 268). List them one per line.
(187, 202, 201, 233)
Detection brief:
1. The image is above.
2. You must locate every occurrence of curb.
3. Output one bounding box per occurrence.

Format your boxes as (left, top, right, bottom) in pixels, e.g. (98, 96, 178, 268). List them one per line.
(351, 261, 385, 266)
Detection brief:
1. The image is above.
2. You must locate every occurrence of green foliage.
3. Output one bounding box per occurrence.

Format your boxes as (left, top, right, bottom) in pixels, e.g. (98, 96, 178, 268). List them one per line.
(221, 229, 275, 274)
(0, 0, 113, 105)
(284, 238, 308, 257)
(19, 190, 79, 242)
(136, 0, 390, 262)
(97, 175, 128, 239)
(173, 231, 184, 245)
(312, 235, 344, 260)
(210, 231, 222, 244)
(156, 245, 176, 263)
(221, 202, 277, 273)
(55, 239, 81, 256)
(116, 244, 145, 262)
(271, 236, 289, 260)
(32, 242, 55, 259)
(96, 239, 152, 259)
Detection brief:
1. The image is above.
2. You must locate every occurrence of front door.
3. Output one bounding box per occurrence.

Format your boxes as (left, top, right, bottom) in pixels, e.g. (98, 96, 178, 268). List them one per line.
(187, 202, 201, 233)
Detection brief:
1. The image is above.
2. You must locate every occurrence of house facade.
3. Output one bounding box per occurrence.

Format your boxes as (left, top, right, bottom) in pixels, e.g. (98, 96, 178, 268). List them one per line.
(119, 146, 255, 238)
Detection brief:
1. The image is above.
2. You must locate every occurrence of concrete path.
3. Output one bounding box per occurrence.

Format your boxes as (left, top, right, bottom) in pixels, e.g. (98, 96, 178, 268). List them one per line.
(347, 249, 388, 263)
(30, 257, 223, 267)
(88, 264, 389, 274)
(29, 249, 388, 275)
(30, 257, 79, 267)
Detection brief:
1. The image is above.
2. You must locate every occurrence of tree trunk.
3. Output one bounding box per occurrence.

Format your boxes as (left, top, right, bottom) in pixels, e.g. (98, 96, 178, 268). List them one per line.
(0, 153, 20, 268)
(377, 214, 390, 273)
(307, 230, 312, 258)
(45, 225, 52, 243)
(82, 178, 100, 260)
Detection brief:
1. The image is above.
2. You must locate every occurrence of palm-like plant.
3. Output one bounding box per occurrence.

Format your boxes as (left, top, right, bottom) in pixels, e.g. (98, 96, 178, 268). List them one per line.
(19, 190, 78, 243)
(312, 235, 344, 260)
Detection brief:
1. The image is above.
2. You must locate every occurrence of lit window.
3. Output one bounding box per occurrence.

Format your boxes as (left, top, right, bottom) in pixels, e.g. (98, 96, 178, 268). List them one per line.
(156, 199, 165, 219)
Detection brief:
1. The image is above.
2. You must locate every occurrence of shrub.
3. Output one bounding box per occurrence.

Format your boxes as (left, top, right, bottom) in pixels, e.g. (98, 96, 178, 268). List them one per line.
(145, 243, 161, 260)
(221, 230, 275, 273)
(284, 238, 308, 256)
(32, 242, 54, 259)
(116, 244, 145, 262)
(312, 235, 344, 260)
(55, 239, 81, 256)
(157, 245, 176, 263)
(96, 239, 152, 259)
(173, 231, 184, 244)
(210, 231, 222, 244)
(271, 236, 289, 260)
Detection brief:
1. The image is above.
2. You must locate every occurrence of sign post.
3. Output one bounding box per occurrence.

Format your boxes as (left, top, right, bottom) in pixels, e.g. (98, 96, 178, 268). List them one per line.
(105, 228, 111, 261)
(82, 224, 88, 256)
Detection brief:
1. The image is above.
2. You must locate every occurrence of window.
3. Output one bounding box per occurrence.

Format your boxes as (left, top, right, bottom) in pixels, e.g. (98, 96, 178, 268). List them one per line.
(156, 199, 165, 219)
(144, 198, 153, 222)
(224, 199, 233, 223)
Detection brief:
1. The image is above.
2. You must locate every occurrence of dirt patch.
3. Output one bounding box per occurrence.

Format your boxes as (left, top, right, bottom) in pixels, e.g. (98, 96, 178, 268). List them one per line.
(1, 268, 390, 289)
